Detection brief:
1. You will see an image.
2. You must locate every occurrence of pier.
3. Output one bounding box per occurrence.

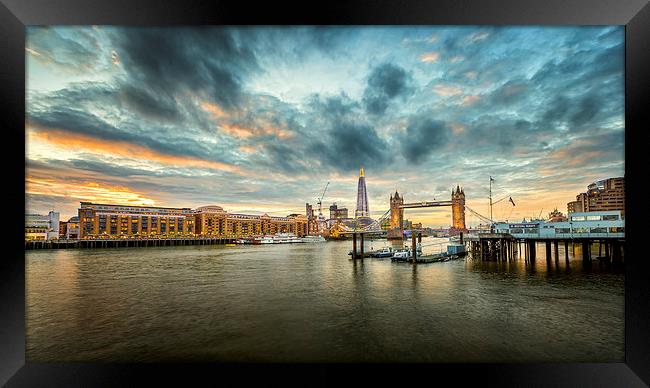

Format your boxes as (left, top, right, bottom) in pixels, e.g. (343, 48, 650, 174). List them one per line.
(464, 233, 624, 265)
(25, 237, 237, 250)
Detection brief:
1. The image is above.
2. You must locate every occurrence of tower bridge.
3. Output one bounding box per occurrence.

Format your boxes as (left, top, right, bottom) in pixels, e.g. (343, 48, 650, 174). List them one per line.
(331, 167, 470, 238)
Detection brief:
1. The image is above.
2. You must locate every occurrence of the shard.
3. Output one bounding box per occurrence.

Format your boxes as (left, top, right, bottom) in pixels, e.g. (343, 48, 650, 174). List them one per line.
(355, 167, 370, 218)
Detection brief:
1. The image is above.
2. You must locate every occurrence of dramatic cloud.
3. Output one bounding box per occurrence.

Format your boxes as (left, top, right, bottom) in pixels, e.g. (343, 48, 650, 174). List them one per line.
(362, 63, 415, 115)
(400, 116, 449, 163)
(111, 27, 262, 115)
(25, 26, 625, 226)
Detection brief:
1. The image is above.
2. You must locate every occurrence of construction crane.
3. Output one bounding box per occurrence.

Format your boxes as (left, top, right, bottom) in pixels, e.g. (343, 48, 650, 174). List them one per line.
(316, 182, 330, 217)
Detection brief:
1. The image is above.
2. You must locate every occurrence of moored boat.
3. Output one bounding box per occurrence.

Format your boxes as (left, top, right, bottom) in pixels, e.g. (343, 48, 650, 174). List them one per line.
(301, 235, 326, 243)
(371, 247, 394, 258)
(253, 233, 302, 244)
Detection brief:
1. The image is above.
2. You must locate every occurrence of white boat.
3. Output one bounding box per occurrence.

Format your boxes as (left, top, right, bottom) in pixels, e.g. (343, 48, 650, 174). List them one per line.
(392, 249, 412, 260)
(300, 235, 326, 243)
(371, 247, 394, 258)
(275, 233, 302, 243)
(254, 233, 302, 244)
(254, 236, 275, 244)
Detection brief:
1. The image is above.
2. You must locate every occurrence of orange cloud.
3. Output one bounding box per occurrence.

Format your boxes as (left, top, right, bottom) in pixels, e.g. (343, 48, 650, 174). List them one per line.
(461, 95, 480, 106)
(220, 123, 293, 139)
(26, 176, 158, 207)
(545, 147, 605, 168)
(420, 52, 440, 63)
(27, 126, 244, 175)
(201, 101, 227, 118)
(433, 85, 462, 96)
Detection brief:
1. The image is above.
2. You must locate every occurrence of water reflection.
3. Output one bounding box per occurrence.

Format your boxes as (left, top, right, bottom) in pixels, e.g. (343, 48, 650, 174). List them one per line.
(26, 238, 624, 363)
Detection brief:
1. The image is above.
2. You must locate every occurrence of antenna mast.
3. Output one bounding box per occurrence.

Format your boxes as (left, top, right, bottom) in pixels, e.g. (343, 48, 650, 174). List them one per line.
(489, 176, 493, 224)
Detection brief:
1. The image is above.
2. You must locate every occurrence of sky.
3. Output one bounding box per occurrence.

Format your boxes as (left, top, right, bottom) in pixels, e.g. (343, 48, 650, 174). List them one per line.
(25, 26, 625, 227)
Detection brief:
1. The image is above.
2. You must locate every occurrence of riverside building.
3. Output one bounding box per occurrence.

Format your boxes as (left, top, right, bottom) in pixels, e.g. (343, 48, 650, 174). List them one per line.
(77, 202, 195, 238)
(194, 205, 309, 237)
(567, 177, 625, 214)
(25, 211, 60, 240)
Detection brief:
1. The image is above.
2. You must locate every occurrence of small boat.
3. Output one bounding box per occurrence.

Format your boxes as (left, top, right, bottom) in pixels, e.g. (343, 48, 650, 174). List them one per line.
(371, 247, 394, 258)
(391, 249, 412, 262)
(225, 243, 237, 247)
(447, 243, 467, 256)
(301, 235, 326, 243)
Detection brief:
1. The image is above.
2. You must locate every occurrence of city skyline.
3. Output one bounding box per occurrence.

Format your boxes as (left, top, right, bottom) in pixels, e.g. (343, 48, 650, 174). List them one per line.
(26, 26, 625, 226)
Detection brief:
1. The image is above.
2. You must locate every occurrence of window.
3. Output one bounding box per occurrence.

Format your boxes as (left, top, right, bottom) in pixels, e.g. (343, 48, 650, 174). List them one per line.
(571, 216, 586, 221)
(609, 227, 625, 233)
(590, 227, 607, 233)
(602, 215, 619, 221)
(510, 228, 523, 234)
(586, 215, 601, 221)
(555, 228, 570, 234)
(574, 227, 589, 234)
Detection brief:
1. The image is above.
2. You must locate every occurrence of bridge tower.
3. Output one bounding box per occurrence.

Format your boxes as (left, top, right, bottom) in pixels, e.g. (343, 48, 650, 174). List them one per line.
(450, 185, 467, 235)
(387, 191, 404, 239)
(390, 191, 404, 230)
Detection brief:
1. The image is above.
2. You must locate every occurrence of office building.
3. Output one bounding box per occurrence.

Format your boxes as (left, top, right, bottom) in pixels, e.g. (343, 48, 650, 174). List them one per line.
(567, 177, 625, 214)
(77, 202, 195, 238)
(25, 211, 60, 240)
(194, 205, 308, 237)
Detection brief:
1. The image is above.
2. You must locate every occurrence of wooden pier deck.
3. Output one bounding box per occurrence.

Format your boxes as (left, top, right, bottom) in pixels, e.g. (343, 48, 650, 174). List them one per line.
(25, 237, 237, 250)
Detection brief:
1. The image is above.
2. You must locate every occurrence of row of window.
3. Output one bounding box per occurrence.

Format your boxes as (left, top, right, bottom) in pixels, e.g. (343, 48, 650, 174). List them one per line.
(570, 214, 620, 221)
(508, 227, 624, 234)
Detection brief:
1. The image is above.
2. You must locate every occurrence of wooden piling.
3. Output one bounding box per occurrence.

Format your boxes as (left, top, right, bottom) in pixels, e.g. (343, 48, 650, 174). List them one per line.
(352, 233, 357, 260)
(360, 233, 364, 259)
(412, 232, 417, 264)
(564, 240, 569, 266)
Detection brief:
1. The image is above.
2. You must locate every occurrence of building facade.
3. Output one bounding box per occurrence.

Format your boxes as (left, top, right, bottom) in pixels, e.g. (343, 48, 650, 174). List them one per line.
(305, 203, 318, 235)
(25, 211, 60, 240)
(194, 205, 308, 237)
(66, 216, 80, 239)
(328, 203, 349, 223)
(494, 210, 624, 239)
(567, 177, 625, 214)
(77, 202, 195, 238)
(547, 208, 568, 222)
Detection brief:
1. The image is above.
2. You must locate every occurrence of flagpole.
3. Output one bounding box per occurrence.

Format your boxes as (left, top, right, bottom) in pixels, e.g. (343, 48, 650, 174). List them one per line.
(489, 176, 493, 224)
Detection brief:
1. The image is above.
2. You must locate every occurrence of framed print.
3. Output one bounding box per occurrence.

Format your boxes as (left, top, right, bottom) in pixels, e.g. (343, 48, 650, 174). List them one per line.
(1, 0, 649, 386)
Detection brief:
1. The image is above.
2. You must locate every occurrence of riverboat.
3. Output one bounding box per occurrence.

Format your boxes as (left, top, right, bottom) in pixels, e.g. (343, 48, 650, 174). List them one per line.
(301, 235, 326, 243)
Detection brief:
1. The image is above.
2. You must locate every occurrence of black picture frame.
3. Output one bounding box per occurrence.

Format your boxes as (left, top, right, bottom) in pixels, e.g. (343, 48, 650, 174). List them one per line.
(2, 0, 649, 386)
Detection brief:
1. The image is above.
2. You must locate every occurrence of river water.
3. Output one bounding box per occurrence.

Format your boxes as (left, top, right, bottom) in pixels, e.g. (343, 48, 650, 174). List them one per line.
(26, 237, 624, 362)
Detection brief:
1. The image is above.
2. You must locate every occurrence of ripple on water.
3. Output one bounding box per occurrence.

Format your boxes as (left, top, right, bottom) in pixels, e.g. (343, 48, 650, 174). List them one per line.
(26, 238, 624, 362)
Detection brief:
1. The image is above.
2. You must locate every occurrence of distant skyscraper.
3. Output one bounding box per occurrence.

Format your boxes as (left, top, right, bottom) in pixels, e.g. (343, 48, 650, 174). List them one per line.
(355, 167, 370, 218)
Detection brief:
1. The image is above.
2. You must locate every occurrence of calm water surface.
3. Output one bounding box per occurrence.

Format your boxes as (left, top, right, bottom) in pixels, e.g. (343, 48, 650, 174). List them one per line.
(26, 238, 624, 362)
